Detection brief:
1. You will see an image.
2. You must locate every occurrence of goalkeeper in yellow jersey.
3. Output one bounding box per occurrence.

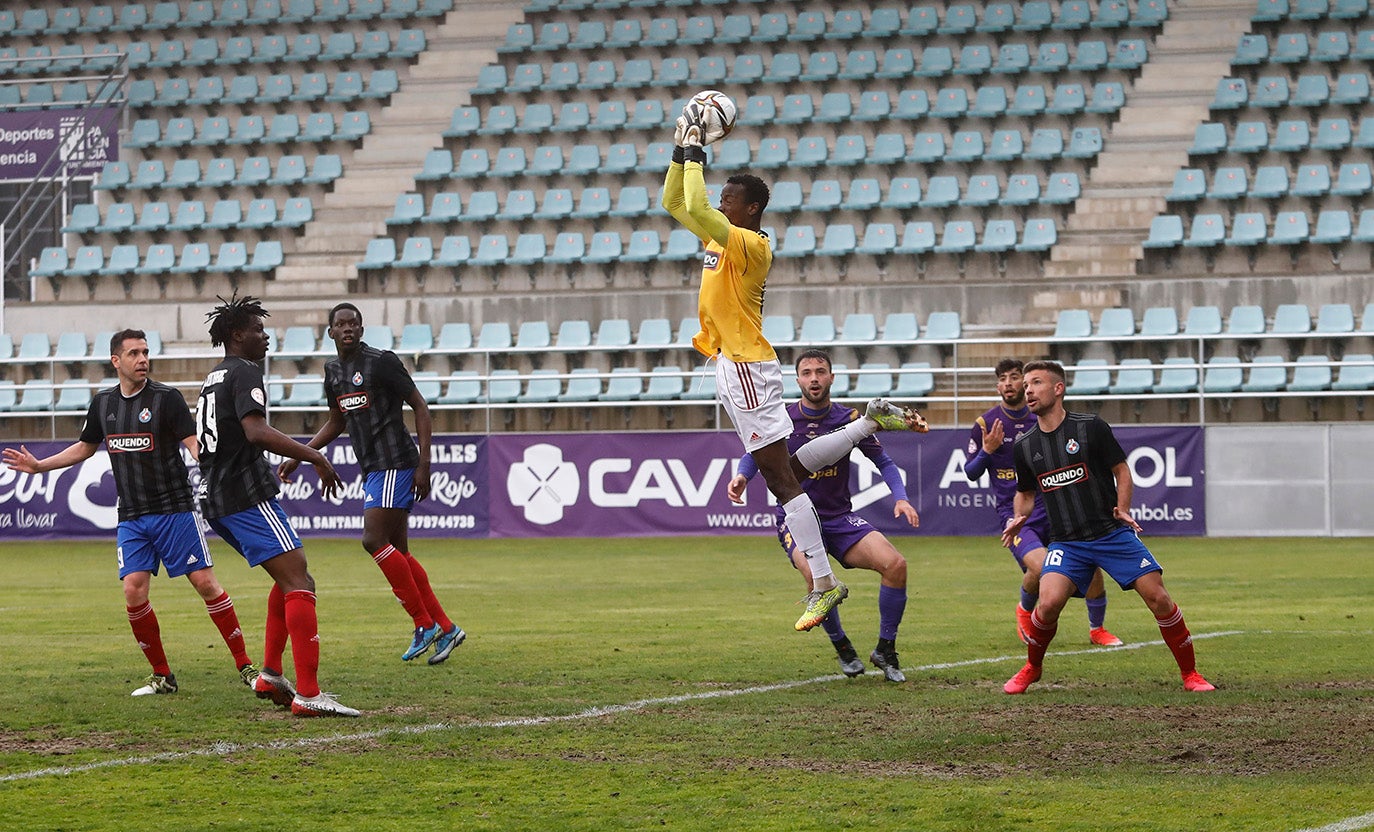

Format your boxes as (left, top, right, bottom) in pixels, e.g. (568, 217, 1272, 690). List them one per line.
(663, 104, 927, 632)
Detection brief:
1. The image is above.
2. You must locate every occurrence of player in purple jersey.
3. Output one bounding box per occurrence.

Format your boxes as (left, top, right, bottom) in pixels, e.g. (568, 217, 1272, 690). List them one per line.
(962, 359, 1121, 648)
(280, 302, 465, 665)
(4, 330, 259, 697)
(1001, 361, 1214, 694)
(727, 350, 917, 682)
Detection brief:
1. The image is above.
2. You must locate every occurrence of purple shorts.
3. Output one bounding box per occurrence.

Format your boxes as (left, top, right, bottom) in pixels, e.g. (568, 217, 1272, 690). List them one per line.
(1006, 520, 1049, 570)
(778, 513, 877, 569)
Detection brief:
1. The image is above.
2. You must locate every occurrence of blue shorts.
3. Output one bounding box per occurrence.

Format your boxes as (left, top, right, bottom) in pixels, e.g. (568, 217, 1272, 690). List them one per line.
(779, 513, 877, 570)
(208, 500, 302, 568)
(1006, 521, 1048, 570)
(364, 468, 416, 511)
(1043, 525, 1163, 593)
(116, 512, 213, 580)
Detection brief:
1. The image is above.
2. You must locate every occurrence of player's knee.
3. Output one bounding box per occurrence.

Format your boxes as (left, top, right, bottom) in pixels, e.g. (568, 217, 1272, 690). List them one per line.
(122, 578, 150, 607)
(883, 553, 907, 584)
(187, 568, 224, 599)
(361, 533, 384, 555)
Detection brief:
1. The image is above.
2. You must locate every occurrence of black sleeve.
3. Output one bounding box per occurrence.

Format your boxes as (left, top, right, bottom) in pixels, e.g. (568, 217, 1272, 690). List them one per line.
(230, 362, 267, 419)
(378, 351, 418, 398)
(1092, 416, 1128, 468)
(164, 388, 197, 441)
(1013, 437, 1037, 493)
(78, 395, 104, 445)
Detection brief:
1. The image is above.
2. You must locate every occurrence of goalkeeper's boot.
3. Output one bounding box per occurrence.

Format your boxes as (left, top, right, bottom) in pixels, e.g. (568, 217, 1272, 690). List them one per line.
(1003, 662, 1042, 694)
(870, 639, 906, 683)
(1089, 626, 1124, 646)
(795, 581, 848, 631)
(131, 673, 177, 696)
(254, 669, 296, 707)
(291, 691, 361, 718)
(239, 662, 260, 688)
(833, 637, 866, 677)
(865, 399, 929, 432)
(427, 626, 467, 666)
(1182, 671, 1216, 692)
(401, 623, 442, 661)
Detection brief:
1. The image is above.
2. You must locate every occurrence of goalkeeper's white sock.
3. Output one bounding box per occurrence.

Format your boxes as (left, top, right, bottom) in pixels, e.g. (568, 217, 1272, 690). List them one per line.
(794, 418, 876, 474)
(782, 494, 835, 585)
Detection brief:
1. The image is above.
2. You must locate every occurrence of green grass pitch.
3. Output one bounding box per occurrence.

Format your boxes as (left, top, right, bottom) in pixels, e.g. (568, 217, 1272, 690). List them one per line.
(1, 534, 1371, 831)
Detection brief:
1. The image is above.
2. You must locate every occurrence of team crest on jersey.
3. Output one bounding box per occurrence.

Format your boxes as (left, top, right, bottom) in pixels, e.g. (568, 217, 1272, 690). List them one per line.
(1065, 439, 1080, 454)
(702, 250, 721, 271)
(352, 371, 364, 386)
(251, 387, 265, 406)
(967, 438, 978, 454)
(138, 407, 152, 423)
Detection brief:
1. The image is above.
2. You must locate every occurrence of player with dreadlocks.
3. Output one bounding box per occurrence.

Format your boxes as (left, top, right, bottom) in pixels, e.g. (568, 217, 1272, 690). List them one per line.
(197, 294, 360, 717)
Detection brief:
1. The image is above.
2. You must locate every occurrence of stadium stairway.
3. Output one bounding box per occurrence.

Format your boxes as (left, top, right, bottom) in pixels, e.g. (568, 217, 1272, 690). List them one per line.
(271, 0, 522, 303)
(1045, 0, 1255, 280)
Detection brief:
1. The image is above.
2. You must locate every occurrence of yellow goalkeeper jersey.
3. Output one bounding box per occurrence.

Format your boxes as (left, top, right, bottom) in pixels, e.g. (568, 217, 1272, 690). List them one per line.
(663, 159, 776, 363)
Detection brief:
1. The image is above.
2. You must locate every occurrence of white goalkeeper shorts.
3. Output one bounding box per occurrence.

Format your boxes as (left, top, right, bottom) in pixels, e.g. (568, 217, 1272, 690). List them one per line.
(714, 354, 793, 453)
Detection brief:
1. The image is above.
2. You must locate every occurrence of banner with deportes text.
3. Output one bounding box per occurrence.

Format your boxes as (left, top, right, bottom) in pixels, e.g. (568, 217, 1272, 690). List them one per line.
(0, 426, 1202, 541)
(0, 106, 119, 181)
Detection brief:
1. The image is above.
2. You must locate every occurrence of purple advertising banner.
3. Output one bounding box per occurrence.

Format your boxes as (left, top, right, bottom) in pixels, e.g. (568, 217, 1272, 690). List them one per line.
(0, 427, 1202, 541)
(0, 106, 119, 181)
(0, 436, 489, 541)
(485, 425, 1205, 539)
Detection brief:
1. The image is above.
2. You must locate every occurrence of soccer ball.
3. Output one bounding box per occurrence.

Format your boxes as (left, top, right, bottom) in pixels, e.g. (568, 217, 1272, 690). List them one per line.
(684, 89, 737, 145)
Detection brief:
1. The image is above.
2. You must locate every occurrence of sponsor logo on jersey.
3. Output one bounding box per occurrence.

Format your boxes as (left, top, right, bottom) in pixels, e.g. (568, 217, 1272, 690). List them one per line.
(108, 433, 154, 453)
(1039, 462, 1087, 491)
(352, 371, 364, 386)
(337, 391, 370, 411)
(138, 408, 152, 423)
(702, 250, 721, 271)
(1066, 439, 1080, 454)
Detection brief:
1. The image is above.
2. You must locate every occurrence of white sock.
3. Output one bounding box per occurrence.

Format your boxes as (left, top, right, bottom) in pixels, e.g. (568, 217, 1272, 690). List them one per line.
(782, 493, 834, 583)
(794, 418, 875, 473)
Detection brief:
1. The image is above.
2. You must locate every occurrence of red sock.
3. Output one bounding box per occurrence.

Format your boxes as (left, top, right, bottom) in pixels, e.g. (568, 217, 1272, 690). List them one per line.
(405, 552, 453, 631)
(204, 591, 252, 668)
(1155, 604, 1197, 675)
(284, 589, 320, 698)
(1025, 609, 1058, 667)
(127, 601, 171, 676)
(372, 545, 435, 630)
(262, 584, 288, 674)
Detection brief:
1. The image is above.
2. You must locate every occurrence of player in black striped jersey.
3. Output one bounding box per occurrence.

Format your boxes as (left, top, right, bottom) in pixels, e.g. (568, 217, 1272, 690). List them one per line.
(1000, 360, 1214, 694)
(4, 329, 258, 697)
(279, 302, 465, 665)
(197, 295, 359, 717)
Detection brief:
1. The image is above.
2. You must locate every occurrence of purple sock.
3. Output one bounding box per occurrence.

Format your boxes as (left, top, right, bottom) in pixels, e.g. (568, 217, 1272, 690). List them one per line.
(821, 607, 845, 642)
(1020, 588, 1037, 612)
(1086, 596, 1107, 629)
(877, 584, 906, 641)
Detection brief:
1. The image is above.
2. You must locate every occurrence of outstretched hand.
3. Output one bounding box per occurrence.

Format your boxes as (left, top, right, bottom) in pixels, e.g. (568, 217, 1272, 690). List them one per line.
(893, 499, 919, 528)
(313, 458, 342, 499)
(1001, 514, 1029, 549)
(2, 445, 38, 474)
(981, 419, 1005, 454)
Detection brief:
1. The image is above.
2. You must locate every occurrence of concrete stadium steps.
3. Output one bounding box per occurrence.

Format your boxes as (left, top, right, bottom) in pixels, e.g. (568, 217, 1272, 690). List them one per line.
(271, 0, 524, 298)
(1047, 0, 1256, 279)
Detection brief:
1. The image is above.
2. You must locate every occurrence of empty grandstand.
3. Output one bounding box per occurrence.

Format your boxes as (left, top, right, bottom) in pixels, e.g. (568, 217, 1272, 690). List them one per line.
(0, 0, 1369, 438)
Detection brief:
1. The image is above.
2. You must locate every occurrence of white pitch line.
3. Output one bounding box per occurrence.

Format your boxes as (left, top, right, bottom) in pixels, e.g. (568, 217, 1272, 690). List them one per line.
(1, 631, 1243, 784)
(1292, 813, 1374, 832)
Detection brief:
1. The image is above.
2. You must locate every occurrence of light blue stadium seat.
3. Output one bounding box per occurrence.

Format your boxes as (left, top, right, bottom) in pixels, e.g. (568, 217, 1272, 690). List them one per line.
(1251, 75, 1290, 108)
(1242, 356, 1288, 393)
(774, 226, 816, 259)
(1017, 218, 1057, 252)
(1225, 213, 1267, 247)
(1333, 163, 1371, 197)
(802, 180, 843, 212)
(571, 188, 611, 220)
(1312, 210, 1352, 246)
(1268, 211, 1309, 245)
(31, 248, 68, 281)
(1212, 77, 1248, 110)
(1032, 41, 1070, 73)
(1066, 359, 1111, 395)
(1207, 167, 1248, 200)
(881, 177, 921, 210)
(1332, 73, 1369, 106)
(1026, 128, 1063, 160)
(961, 174, 1001, 207)
(841, 178, 882, 212)
(896, 221, 937, 255)
(921, 176, 961, 209)
(976, 219, 1018, 253)
(136, 244, 176, 277)
(241, 198, 276, 230)
(987, 129, 1024, 162)
(170, 242, 211, 275)
(1138, 307, 1179, 339)
(1167, 169, 1205, 203)
(1008, 84, 1047, 116)
(1248, 166, 1289, 201)
(935, 221, 977, 253)
(817, 224, 858, 258)
(1333, 354, 1374, 391)
(1292, 74, 1330, 107)
(396, 237, 434, 270)
(1003, 173, 1041, 207)
(931, 87, 969, 118)
(1288, 356, 1332, 393)
(1316, 304, 1355, 335)
(947, 131, 985, 163)
(1190, 122, 1227, 156)
(1226, 305, 1266, 336)
(1110, 358, 1156, 394)
(1048, 82, 1086, 114)
(1142, 215, 1184, 249)
(357, 238, 396, 272)
(1055, 309, 1092, 339)
(1314, 118, 1352, 151)
(210, 242, 248, 273)
(851, 362, 894, 398)
(1185, 214, 1226, 248)
(1272, 304, 1312, 335)
(1229, 121, 1268, 154)
(1155, 357, 1198, 394)
(908, 131, 946, 164)
(1184, 306, 1223, 336)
